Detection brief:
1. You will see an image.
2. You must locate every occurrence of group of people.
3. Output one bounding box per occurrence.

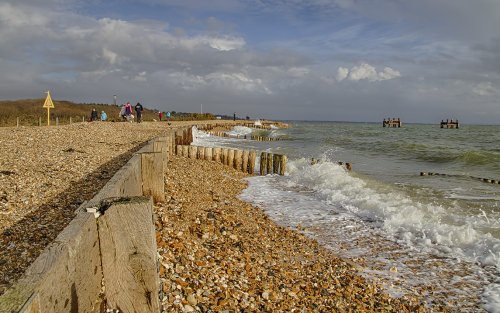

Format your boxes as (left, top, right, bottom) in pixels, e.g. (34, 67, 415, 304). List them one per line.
(90, 102, 171, 123)
(157, 111, 171, 122)
(119, 102, 144, 123)
(90, 108, 107, 121)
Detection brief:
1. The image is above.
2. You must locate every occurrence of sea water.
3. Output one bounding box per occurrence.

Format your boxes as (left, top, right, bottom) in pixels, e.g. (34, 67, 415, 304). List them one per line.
(193, 122, 500, 311)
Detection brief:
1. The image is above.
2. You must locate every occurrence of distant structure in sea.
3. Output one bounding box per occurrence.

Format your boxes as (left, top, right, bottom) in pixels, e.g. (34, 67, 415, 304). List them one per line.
(383, 118, 402, 128)
(440, 119, 459, 129)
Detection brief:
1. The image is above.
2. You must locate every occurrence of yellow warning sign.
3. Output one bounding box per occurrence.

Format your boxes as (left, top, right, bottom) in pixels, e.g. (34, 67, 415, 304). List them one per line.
(43, 91, 54, 126)
(43, 91, 54, 108)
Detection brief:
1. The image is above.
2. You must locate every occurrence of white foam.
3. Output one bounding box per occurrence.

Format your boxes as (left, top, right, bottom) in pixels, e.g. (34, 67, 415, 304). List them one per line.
(240, 158, 500, 310)
(226, 126, 253, 137)
(286, 159, 500, 267)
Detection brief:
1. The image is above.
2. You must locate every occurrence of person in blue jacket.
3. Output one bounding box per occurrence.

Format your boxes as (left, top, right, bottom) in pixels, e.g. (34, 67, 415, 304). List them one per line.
(100, 111, 107, 121)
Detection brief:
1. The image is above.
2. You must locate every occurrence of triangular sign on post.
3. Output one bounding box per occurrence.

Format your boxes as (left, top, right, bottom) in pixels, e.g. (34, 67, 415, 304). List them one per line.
(43, 91, 54, 109)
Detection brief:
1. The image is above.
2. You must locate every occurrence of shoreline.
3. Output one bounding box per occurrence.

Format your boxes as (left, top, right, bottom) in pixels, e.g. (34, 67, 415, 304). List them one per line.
(156, 154, 436, 312)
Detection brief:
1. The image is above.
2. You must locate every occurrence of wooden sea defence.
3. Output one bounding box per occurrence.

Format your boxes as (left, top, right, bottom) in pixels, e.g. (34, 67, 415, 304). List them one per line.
(195, 121, 288, 131)
(0, 127, 191, 313)
(420, 171, 499, 184)
(440, 119, 459, 129)
(176, 144, 286, 175)
(310, 158, 352, 171)
(383, 118, 402, 128)
(206, 130, 285, 141)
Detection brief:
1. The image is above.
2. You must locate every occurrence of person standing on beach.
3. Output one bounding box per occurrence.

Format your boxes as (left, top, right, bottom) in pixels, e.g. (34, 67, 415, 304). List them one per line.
(158, 111, 162, 121)
(90, 108, 98, 121)
(135, 102, 144, 123)
(125, 102, 132, 116)
(100, 110, 107, 121)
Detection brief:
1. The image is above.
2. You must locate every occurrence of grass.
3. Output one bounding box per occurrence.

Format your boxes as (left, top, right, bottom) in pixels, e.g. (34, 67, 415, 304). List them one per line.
(0, 99, 216, 126)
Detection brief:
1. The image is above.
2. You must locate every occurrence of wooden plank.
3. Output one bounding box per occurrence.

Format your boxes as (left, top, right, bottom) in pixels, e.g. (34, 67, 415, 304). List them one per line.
(0, 211, 102, 313)
(153, 138, 168, 167)
(141, 152, 165, 203)
(98, 197, 160, 313)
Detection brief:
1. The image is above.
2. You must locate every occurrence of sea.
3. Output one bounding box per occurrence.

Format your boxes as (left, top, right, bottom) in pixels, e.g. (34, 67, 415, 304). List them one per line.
(193, 121, 500, 312)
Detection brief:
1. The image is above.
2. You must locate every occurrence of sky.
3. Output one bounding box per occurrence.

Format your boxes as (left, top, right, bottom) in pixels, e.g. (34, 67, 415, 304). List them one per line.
(1, 0, 500, 123)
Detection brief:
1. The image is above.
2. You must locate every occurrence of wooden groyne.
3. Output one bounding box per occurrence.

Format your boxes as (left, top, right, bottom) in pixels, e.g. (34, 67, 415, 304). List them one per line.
(206, 130, 285, 141)
(420, 171, 499, 184)
(175, 144, 287, 175)
(383, 118, 402, 128)
(440, 119, 459, 129)
(310, 158, 352, 171)
(259, 152, 287, 175)
(196, 121, 288, 131)
(0, 126, 193, 313)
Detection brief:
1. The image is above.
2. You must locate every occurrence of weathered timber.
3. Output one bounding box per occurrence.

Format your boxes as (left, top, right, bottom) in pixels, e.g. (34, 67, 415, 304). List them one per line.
(141, 152, 165, 203)
(98, 197, 160, 313)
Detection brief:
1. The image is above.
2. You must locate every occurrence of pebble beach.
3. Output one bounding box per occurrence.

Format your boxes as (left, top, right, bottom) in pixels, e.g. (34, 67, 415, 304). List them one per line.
(156, 154, 436, 312)
(0, 121, 453, 311)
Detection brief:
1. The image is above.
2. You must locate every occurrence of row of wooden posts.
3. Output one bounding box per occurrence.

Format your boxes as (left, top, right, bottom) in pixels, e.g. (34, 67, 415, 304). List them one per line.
(175, 144, 287, 175)
(196, 121, 288, 131)
(16, 116, 88, 127)
(420, 171, 500, 184)
(206, 130, 285, 141)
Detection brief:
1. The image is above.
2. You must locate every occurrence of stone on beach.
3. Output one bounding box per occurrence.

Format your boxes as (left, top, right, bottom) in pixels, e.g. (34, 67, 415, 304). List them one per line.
(155, 155, 430, 312)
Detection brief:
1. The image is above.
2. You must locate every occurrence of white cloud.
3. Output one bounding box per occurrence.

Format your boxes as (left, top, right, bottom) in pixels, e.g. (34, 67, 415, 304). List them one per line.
(204, 36, 245, 51)
(336, 67, 349, 81)
(472, 81, 497, 96)
(336, 63, 401, 82)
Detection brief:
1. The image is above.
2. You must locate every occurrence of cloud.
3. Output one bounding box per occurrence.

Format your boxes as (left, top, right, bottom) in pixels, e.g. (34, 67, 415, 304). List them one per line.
(336, 67, 349, 81)
(336, 63, 400, 82)
(472, 82, 498, 96)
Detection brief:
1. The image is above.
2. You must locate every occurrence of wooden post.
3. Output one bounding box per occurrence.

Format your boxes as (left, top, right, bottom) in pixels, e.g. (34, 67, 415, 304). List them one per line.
(56, 117, 59, 126)
(273, 154, 280, 174)
(175, 129, 183, 147)
(222, 148, 229, 165)
(182, 129, 188, 145)
(228, 149, 235, 167)
(249, 151, 256, 174)
(188, 127, 193, 144)
(16, 117, 19, 127)
(153, 139, 169, 166)
(242, 150, 249, 173)
(214, 147, 221, 163)
(97, 197, 160, 313)
(205, 147, 213, 161)
(70, 116, 72, 124)
(234, 149, 243, 171)
(82, 116, 85, 122)
(141, 152, 165, 203)
(176, 145, 182, 156)
(198, 146, 205, 160)
(182, 145, 189, 157)
(188, 146, 197, 159)
(267, 153, 273, 175)
(280, 155, 287, 175)
(39, 117, 42, 126)
(260, 152, 267, 175)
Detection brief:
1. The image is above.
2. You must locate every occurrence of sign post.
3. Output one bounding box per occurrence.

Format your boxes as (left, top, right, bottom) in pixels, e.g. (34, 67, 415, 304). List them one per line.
(43, 91, 55, 126)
